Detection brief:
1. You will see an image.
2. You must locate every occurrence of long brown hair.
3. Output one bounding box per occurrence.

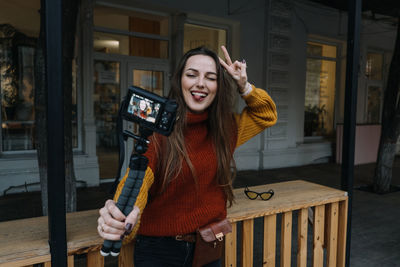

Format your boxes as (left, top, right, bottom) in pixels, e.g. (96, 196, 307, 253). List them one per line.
(154, 47, 237, 206)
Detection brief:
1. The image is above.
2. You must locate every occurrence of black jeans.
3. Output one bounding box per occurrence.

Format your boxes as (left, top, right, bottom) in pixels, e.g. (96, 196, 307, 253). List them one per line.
(134, 235, 221, 267)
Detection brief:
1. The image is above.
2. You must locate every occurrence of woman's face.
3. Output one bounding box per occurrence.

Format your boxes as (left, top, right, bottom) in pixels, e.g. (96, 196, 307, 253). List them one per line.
(181, 55, 218, 114)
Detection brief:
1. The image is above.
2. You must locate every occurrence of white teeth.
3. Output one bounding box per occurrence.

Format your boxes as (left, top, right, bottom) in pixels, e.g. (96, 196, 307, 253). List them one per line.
(191, 92, 207, 97)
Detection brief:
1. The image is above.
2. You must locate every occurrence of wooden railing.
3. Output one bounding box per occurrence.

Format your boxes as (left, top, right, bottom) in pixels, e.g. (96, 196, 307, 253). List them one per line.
(225, 180, 348, 267)
(0, 180, 348, 267)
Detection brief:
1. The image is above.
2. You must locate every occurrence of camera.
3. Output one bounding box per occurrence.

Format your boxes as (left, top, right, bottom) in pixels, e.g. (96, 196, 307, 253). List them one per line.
(121, 86, 178, 136)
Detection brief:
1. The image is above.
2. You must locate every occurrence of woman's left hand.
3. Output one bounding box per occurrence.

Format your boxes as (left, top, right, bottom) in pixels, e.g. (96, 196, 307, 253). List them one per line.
(219, 45, 248, 93)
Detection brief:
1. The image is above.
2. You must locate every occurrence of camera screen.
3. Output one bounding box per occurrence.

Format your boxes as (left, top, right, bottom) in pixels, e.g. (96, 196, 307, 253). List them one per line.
(127, 93, 161, 124)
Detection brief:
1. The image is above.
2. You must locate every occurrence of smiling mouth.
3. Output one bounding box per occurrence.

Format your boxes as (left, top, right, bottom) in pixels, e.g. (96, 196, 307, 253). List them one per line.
(191, 91, 208, 101)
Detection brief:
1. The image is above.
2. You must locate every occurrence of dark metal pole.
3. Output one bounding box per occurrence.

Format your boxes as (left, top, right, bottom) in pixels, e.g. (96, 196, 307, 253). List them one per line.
(45, 0, 67, 266)
(341, 0, 362, 266)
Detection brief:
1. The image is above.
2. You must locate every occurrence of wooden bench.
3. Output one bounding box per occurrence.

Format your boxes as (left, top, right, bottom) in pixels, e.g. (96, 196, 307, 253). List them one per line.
(0, 180, 348, 267)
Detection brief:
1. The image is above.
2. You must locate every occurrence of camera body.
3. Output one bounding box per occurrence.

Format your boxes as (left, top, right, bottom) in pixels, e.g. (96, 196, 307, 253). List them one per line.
(121, 86, 178, 136)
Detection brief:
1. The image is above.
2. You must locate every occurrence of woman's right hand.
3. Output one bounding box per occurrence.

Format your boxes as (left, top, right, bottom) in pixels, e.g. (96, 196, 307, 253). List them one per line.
(219, 45, 248, 93)
(97, 199, 140, 240)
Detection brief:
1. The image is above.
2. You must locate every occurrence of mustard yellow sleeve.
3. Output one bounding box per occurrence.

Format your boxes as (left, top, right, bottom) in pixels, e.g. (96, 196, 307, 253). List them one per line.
(235, 85, 278, 147)
(113, 166, 155, 244)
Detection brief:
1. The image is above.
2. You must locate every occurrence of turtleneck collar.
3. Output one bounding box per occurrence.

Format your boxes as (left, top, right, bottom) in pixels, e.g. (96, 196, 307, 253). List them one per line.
(186, 111, 209, 125)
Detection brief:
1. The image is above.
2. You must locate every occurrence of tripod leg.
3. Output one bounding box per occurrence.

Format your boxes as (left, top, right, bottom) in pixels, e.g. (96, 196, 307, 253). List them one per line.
(101, 155, 145, 256)
(109, 155, 149, 256)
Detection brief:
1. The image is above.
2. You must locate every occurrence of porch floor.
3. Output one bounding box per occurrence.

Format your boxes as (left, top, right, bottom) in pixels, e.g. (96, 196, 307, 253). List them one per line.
(0, 157, 399, 266)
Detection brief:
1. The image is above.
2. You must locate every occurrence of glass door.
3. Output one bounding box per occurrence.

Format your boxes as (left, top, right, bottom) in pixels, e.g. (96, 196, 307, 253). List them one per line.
(93, 59, 168, 181)
(93, 60, 121, 180)
(123, 62, 169, 170)
(128, 62, 169, 100)
(131, 69, 164, 96)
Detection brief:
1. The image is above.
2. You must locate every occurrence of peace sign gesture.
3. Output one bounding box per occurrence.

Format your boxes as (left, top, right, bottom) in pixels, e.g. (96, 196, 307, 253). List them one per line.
(219, 45, 248, 93)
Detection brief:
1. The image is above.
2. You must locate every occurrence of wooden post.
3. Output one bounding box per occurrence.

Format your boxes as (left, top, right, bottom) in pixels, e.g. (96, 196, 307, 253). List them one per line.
(241, 219, 254, 267)
(326, 202, 339, 267)
(119, 242, 135, 267)
(312, 205, 325, 267)
(263, 214, 276, 267)
(297, 208, 308, 267)
(68, 255, 74, 267)
(281, 211, 292, 267)
(337, 199, 348, 267)
(87, 250, 104, 267)
(225, 222, 237, 267)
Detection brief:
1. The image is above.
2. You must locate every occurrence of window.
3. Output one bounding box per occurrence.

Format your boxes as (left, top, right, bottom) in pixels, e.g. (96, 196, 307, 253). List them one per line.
(304, 41, 337, 137)
(184, 23, 227, 57)
(1, 45, 35, 151)
(93, 5, 169, 58)
(365, 52, 384, 124)
(0, 36, 79, 153)
(132, 70, 163, 96)
(366, 52, 383, 80)
(0, 2, 79, 153)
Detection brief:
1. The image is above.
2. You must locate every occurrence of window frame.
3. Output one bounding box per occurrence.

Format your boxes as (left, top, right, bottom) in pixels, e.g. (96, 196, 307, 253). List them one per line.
(304, 39, 340, 141)
(364, 49, 385, 124)
(183, 13, 239, 63)
(93, 2, 171, 59)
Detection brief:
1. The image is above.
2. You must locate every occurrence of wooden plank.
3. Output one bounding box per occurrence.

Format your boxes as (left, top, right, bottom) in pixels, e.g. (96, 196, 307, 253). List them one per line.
(87, 250, 104, 267)
(297, 208, 308, 267)
(65, 210, 104, 255)
(326, 202, 339, 267)
(228, 180, 347, 223)
(312, 205, 325, 267)
(280, 211, 292, 267)
(0, 213, 50, 266)
(119, 242, 134, 267)
(337, 199, 348, 267)
(0, 209, 103, 266)
(225, 222, 237, 267)
(68, 255, 74, 267)
(44, 262, 51, 267)
(263, 214, 276, 267)
(0, 255, 50, 267)
(241, 219, 254, 267)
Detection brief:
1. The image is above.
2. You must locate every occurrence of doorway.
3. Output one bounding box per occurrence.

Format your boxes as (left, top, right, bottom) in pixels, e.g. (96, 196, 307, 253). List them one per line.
(94, 58, 169, 181)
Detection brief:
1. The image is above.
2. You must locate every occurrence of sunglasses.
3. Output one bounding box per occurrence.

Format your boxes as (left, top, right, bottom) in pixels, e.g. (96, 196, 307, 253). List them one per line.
(244, 186, 274, 201)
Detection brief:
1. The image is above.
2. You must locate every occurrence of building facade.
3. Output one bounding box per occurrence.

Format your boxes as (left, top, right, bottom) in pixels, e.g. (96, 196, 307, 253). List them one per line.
(0, 0, 398, 195)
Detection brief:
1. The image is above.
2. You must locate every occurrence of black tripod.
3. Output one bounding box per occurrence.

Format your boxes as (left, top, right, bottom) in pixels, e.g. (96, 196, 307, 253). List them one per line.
(100, 126, 152, 257)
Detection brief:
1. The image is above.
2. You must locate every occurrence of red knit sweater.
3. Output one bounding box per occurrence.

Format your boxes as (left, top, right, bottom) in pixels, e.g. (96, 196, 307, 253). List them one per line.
(114, 86, 277, 240)
(139, 111, 226, 236)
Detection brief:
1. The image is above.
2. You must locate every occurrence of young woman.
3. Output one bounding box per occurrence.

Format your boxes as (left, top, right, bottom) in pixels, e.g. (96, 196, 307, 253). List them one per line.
(97, 46, 277, 266)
